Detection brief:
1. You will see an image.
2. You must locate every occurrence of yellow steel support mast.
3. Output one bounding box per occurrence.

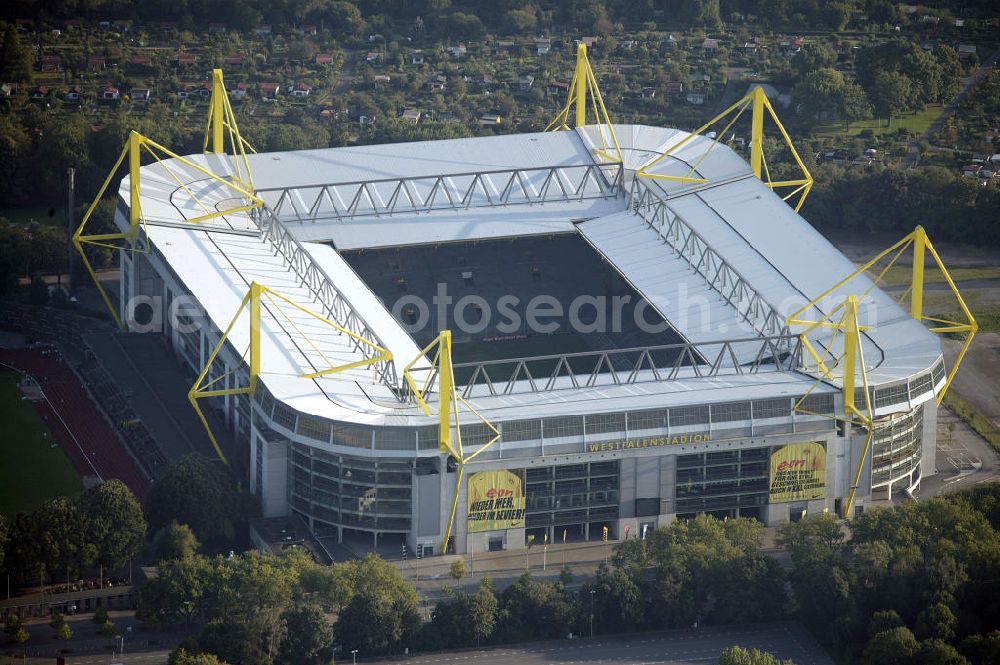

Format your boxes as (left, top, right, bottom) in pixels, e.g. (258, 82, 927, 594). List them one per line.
(72, 130, 265, 329)
(637, 86, 813, 212)
(403, 331, 501, 554)
(546, 43, 623, 163)
(786, 225, 977, 516)
(788, 296, 874, 517)
(188, 282, 394, 463)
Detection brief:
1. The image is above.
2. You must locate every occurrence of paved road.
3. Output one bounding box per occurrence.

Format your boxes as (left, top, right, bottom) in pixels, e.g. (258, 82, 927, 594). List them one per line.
(364, 622, 832, 665)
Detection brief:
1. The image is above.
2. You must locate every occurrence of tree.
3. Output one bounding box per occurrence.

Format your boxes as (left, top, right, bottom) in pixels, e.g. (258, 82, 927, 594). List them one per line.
(334, 554, 421, 655)
(862, 627, 919, 665)
(449, 559, 466, 582)
(156, 521, 200, 561)
(718, 646, 794, 665)
(868, 71, 914, 126)
(146, 455, 246, 549)
(791, 43, 838, 77)
(94, 605, 109, 624)
(138, 555, 211, 626)
(795, 68, 847, 121)
(916, 603, 957, 642)
(82, 479, 147, 569)
(916, 640, 969, 665)
(4, 613, 27, 643)
(170, 649, 231, 665)
(0, 25, 32, 83)
(278, 605, 334, 665)
(589, 563, 643, 634)
(495, 573, 578, 643)
(469, 577, 498, 647)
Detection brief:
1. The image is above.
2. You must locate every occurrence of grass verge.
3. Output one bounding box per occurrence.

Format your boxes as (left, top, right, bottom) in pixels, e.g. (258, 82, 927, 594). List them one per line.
(0, 371, 83, 514)
(942, 390, 1000, 455)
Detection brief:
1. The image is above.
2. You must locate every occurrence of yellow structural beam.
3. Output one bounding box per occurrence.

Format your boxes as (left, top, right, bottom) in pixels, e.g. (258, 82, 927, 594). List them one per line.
(788, 295, 874, 518)
(786, 226, 977, 405)
(403, 331, 501, 554)
(72, 130, 266, 329)
(637, 86, 813, 212)
(202, 68, 256, 191)
(546, 43, 623, 163)
(188, 282, 393, 463)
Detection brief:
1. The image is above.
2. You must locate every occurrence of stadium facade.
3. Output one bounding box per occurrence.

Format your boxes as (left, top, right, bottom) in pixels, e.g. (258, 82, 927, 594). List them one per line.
(96, 73, 954, 557)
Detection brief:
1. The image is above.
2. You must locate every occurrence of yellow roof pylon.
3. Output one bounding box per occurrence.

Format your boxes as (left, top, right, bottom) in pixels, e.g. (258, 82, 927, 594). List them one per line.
(637, 86, 813, 212)
(72, 131, 265, 329)
(188, 282, 394, 463)
(403, 331, 501, 554)
(546, 43, 623, 164)
(203, 68, 256, 191)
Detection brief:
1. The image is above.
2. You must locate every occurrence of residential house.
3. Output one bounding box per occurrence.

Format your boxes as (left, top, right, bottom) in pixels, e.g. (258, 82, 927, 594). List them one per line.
(961, 164, 982, 178)
(254, 25, 272, 36)
(15, 19, 33, 31)
(494, 40, 515, 58)
(197, 81, 212, 98)
(580, 36, 599, 48)
(478, 114, 503, 126)
(40, 55, 62, 72)
(410, 52, 425, 65)
(546, 80, 569, 95)
(958, 44, 977, 59)
(780, 37, 804, 55)
(99, 85, 120, 100)
(954, 19, 965, 28)
(359, 114, 376, 125)
(64, 19, 82, 30)
(130, 88, 151, 103)
(665, 82, 684, 94)
(518, 74, 535, 91)
(316, 53, 334, 66)
(620, 39, 637, 50)
(474, 73, 494, 90)
(427, 74, 447, 91)
(440, 112, 461, 123)
(64, 85, 81, 101)
(373, 74, 391, 88)
(259, 82, 280, 99)
(685, 92, 705, 105)
(112, 19, 131, 32)
(401, 109, 421, 124)
(130, 54, 153, 69)
(86, 56, 106, 71)
(229, 82, 249, 98)
(177, 53, 197, 67)
(291, 82, 312, 98)
(301, 25, 318, 36)
(365, 51, 381, 63)
(225, 54, 245, 67)
(689, 73, 712, 87)
(660, 35, 678, 52)
(0, 83, 13, 98)
(535, 38, 551, 55)
(28, 86, 50, 100)
(177, 85, 195, 99)
(702, 38, 720, 54)
(641, 87, 656, 100)
(447, 43, 467, 57)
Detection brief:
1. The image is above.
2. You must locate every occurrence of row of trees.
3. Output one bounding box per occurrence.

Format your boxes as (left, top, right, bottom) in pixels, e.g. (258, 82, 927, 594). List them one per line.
(143, 549, 419, 665)
(0, 479, 146, 587)
(780, 484, 1000, 664)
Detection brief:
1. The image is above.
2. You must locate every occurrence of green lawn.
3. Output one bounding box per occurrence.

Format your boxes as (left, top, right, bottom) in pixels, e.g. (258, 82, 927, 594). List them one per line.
(0, 371, 83, 515)
(815, 104, 945, 138)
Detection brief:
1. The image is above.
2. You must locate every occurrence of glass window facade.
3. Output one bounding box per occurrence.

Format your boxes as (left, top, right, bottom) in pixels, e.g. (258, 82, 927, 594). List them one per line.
(675, 447, 769, 520)
(289, 444, 413, 532)
(525, 460, 621, 527)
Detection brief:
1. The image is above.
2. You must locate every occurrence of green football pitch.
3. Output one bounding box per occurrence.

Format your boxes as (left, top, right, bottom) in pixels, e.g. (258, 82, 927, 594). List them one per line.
(0, 371, 83, 515)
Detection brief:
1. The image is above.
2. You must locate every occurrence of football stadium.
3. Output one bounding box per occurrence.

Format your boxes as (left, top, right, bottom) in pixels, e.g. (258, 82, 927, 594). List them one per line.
(74, 46, 975, 556)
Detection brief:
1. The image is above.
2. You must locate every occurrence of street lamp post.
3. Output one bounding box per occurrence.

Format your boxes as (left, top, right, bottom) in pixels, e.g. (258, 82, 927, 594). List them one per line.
(589, 589, 595, 638)
(352, 648, 358, 664)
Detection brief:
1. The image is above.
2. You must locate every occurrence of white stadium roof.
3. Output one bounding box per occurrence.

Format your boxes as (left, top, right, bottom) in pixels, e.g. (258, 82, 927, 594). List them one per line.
(119, 125, 943, 428)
